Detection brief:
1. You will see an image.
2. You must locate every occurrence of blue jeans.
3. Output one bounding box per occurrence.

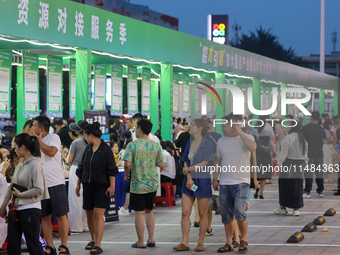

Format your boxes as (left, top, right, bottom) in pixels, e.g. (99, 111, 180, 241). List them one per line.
(219, 183, 249, 224)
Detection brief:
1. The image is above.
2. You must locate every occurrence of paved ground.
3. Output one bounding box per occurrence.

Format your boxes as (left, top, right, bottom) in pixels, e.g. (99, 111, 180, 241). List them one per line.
(2, 173, 340, 254)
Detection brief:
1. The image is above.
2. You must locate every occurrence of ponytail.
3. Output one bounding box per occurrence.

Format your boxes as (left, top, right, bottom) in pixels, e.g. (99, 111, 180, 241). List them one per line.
(30, 136, 41, 157)
(14, 133, 41, 157)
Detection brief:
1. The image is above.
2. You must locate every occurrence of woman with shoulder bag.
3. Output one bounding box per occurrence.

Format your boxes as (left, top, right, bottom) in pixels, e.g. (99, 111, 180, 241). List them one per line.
(0, 133, 49, 255)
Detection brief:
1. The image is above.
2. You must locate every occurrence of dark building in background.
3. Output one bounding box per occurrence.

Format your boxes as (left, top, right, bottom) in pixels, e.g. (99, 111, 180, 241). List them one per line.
(72, 0, 178, 31)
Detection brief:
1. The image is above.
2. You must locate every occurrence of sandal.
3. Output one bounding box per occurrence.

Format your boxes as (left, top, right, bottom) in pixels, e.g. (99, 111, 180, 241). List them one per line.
(217, 243, 234, 252)
(58, 245, 70, 255)
(90, 246, 103, 254)
(238, 240, 248, 253)
(44, 245, 57, 255)
(259, 192, 264, 199)
(85, 241, 95, 250)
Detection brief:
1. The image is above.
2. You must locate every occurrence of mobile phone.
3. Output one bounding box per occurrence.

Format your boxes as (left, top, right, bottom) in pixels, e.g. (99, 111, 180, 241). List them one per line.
(191, 184, 198, 192)
(105, 191, 111, 198)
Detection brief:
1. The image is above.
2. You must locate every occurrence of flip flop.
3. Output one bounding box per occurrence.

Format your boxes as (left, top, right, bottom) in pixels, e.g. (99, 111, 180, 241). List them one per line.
(131, 242, 147, 248)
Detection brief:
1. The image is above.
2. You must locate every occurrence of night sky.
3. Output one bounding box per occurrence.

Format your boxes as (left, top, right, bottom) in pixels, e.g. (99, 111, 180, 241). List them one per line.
(130, 0, 340, 57)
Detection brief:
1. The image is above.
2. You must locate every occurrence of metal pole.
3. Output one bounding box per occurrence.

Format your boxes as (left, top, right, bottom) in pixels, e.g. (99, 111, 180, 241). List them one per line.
(320, 0, 325, 73)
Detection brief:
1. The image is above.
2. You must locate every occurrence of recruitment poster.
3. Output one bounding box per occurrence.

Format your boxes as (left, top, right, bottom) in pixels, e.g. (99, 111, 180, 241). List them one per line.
(0, 51, 12, 118)
(141, 68, 151, 116)
(47, 56, 63, 117)
(69, 59, 76, 118)
(94, 64, 107, 111)
(23, 52, 39, 118)
(128, 66, 138, 115)
(111, 65, 123, 116)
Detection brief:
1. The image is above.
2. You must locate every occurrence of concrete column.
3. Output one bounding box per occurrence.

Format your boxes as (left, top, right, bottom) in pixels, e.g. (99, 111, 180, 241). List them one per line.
(16, 66, 28, 134)
(215, 72, 224, 135)
(319, 89, 325, 115)
(150, 79, 159, 134)
(333, 89, 338, 116)
(252, 78, 261, 119)
(75, 48, 92, 121)
(160, 63, 173, 141)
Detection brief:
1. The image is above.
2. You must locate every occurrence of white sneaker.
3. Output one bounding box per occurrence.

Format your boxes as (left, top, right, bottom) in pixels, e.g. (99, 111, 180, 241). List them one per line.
(332, 186, 339, 191)
(130, 210, 135, 215)
(273, 207, 288, 215)
(292, 210, 300, 216)
(303, 192, 311, 198)
(118, 207, 129, 216)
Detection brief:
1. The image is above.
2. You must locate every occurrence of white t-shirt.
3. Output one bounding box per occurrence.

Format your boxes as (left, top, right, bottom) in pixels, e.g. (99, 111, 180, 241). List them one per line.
(216, 134, 254, 185)
(17, 202, 42, 211)
(41, 134, 65, 188)
(161, 149, 176, 179)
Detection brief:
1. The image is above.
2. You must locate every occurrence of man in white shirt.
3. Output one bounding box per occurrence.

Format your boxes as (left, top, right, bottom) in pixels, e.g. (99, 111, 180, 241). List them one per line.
(32, 116, 70, 255)
(213, 113, 256, 253)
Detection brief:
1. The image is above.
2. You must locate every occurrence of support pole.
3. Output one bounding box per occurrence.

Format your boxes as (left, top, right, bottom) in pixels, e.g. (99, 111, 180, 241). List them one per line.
(215, 72, 224, 135)
(281, 83, 287, 121)
(252, 78, 261, 120)
(319, 89, 325, 115)
(333, 89, 338, 116)
(75, 48, 92, 121)
(16, 66, 28, 134)
(150, 79, 159, 134)
(160, 63, 173, 141)
(320, 0, 325, 73)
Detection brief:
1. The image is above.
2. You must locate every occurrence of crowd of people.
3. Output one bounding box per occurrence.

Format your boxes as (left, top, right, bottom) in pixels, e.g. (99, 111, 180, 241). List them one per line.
(0, 110, 339, 254)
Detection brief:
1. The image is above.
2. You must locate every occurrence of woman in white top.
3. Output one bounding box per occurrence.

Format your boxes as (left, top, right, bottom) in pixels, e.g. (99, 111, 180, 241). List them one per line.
(67, 120, 89, 233)
(274, 122, 308, 216)
(0, 133, 49, 255)
(160, 140, 176, 195)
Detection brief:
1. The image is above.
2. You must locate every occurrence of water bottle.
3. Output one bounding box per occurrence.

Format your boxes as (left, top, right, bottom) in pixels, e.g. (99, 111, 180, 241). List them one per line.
(8, 200, 18, 222)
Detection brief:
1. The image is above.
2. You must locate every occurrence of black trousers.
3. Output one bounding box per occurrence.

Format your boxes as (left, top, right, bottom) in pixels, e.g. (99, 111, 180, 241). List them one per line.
(7, 208, 44, 255)
(304, 158, 324, 194)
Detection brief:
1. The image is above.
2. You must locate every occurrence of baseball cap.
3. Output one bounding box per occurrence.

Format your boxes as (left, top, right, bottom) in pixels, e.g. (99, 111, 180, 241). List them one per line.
(69, 120, 88, 132)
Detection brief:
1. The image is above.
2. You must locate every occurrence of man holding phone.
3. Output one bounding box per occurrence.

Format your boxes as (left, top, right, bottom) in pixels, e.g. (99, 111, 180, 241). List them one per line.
(123, 119, 165, 249)
(213, 113, 256, 253)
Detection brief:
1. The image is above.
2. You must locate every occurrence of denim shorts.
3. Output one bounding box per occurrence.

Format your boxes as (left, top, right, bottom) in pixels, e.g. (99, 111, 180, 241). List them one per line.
(219, 183, 249, 223)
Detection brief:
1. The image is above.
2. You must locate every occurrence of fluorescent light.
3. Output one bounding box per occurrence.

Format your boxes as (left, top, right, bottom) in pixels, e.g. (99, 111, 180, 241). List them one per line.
(0, 35, 76, 51)
(12, 50, 22, 55)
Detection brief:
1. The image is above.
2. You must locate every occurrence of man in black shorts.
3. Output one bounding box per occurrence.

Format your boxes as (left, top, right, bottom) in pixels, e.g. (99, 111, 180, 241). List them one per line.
(123, 119, 165, 248)
(32, 116, 70, 255)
